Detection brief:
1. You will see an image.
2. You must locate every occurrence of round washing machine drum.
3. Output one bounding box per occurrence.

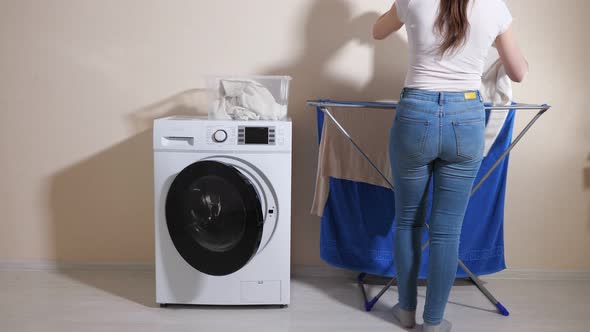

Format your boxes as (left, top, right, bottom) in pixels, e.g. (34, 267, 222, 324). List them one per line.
(165, 158, 277, 276)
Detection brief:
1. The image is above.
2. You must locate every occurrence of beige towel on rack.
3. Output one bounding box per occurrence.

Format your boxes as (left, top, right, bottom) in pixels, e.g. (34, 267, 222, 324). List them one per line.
(310, 107, 395, 217)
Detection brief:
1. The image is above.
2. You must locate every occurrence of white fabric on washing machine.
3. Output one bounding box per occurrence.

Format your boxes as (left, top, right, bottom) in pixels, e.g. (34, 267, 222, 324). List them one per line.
(213, 79, 287, 121)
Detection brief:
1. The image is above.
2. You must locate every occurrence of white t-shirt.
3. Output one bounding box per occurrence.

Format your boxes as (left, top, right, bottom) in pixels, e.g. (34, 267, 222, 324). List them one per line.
(395, 0, 513, 91)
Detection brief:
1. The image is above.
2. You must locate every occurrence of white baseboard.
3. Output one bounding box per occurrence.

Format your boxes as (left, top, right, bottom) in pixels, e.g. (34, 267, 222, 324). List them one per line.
(482, 269, 590, 280)
(292, 264, 357, 279)
(292, 265, 590, 281)
(1, 261, 588, 280)
(0, 261, 154, 272)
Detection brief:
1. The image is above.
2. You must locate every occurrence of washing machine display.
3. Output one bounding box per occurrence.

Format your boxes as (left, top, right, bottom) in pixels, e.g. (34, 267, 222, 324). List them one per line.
(238, 126, 276, 145)
(165, 160, 263, 276)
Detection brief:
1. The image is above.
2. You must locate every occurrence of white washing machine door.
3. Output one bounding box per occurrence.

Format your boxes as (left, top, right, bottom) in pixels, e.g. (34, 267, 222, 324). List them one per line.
(165, 156, 278, 276)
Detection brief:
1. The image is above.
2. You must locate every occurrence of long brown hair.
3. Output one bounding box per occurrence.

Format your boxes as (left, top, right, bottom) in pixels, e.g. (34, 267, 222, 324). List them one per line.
(434, 0, 471, 56)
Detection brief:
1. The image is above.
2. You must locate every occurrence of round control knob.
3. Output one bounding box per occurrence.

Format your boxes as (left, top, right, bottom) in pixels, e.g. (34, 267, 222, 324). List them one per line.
(213, 129, 228, 143)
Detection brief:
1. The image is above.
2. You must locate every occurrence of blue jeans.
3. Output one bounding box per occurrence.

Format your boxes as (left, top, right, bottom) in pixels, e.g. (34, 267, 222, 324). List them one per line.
(389, 88, 485, 324)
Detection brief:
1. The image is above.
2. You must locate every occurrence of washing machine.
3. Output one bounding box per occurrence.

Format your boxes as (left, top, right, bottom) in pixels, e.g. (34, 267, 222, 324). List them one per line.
(153, 116, 291, 306)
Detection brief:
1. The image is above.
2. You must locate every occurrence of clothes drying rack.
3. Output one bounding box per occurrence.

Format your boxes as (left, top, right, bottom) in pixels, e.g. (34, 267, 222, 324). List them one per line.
(307, 99, 551, 317)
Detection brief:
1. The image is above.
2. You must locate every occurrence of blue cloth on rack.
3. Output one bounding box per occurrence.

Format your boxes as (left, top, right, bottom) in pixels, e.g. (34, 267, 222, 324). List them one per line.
(316, 101, 515, 278)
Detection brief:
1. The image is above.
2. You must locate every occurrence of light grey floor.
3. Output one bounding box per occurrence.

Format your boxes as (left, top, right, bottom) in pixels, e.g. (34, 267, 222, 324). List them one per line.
(1, 269, 589, 332)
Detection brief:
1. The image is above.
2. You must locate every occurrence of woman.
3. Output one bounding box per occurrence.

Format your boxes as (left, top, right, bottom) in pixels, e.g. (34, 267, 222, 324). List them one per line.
(373, 1, 528, 331)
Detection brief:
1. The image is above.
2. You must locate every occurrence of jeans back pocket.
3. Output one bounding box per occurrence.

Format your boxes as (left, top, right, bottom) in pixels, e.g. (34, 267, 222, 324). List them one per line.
(392, 115, 431, 160)
(452, 117, 485, 161)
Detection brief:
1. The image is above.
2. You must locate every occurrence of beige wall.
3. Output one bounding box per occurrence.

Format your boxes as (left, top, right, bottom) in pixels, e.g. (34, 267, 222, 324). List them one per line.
(1, 0, 588, 269)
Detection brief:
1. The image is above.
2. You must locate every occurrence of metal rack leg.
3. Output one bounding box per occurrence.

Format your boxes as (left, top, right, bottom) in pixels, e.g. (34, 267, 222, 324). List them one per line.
(319, 107, 546, 315)
(358, 273, 397, 311)
(458, 260, 510, 316)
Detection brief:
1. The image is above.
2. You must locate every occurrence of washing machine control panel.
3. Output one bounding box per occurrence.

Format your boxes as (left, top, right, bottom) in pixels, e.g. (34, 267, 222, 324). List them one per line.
(207, 125, 286, 146)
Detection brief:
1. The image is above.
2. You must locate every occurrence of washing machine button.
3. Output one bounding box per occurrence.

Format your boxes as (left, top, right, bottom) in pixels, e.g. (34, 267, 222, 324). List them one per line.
(213, 130, 228, 143)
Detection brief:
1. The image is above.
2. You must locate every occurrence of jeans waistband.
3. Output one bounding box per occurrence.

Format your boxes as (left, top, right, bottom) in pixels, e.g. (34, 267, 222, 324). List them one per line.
(400, 88, 483, 104)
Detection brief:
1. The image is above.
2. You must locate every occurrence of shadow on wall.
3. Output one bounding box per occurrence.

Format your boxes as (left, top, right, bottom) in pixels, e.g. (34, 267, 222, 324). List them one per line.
(125, 88, 210, 133)
(263, 0, 408, 264)
(48, 129, 155, 306)
(47, 0, 408, 306)
(48, 88, 210, 262)
(48, 90, 209, 307)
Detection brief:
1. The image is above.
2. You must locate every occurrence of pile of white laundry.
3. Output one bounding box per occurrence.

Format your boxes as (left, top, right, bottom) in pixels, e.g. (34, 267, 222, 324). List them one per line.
(211, 79, 288, 121)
